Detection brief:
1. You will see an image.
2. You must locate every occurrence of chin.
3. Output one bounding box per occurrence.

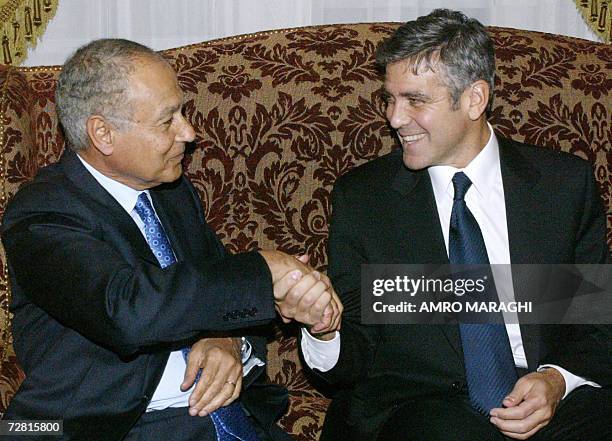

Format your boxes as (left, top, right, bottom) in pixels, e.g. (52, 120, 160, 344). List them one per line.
(402, 154, 430, 171)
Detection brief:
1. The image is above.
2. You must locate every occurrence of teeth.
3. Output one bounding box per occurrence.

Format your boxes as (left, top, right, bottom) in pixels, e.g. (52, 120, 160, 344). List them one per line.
(401, 133, 426, 143)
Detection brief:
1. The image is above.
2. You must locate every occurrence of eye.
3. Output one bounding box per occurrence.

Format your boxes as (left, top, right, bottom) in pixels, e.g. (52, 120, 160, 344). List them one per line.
(407, 98, 423, 106)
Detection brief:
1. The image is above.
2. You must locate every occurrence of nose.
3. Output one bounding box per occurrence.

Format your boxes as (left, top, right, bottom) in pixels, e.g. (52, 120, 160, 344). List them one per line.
(387, 101, 412, 130)
(176, 113, 196, 143)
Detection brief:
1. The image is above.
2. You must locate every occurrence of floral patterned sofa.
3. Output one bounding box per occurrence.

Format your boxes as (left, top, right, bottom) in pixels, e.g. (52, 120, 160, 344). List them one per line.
(0, 23, 610, 440)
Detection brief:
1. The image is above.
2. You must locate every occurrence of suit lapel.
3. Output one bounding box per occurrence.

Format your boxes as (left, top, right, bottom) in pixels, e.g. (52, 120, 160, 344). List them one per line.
(59, 150, 160, 267)
(150, 186, 188, 263)
(391, 165, 463, 359)
(499, 138, 543, 369)
(391, 165, 448, 264)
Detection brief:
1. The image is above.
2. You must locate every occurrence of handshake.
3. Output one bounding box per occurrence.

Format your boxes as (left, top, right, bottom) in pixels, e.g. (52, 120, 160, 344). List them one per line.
(259, 250, 343, 338)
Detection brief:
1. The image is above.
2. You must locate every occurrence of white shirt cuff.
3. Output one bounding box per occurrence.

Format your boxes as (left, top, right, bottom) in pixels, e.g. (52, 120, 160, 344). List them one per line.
(300, 328, 341, 372)
(537, 364, 601, 399)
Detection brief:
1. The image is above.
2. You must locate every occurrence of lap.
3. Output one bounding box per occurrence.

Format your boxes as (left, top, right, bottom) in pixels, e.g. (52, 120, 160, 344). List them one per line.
(124, 406, 217, 441)
(377, 396, 505, 441)
(377, 387, 611, 441)
(531, 386, 612, 441)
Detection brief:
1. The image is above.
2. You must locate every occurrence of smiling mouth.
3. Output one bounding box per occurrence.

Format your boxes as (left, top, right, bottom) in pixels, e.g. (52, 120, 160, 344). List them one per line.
(399, 133, 426, 143)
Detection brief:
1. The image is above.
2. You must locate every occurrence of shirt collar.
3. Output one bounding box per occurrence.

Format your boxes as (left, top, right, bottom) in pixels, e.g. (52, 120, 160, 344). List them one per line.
(428, 122, 501, 200)
(76, 154, 148, 213)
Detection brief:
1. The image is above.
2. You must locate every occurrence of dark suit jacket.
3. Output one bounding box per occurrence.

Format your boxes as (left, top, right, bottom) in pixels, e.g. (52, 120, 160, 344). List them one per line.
(303, 137, 610, 441)
(1, 150, 286, 440)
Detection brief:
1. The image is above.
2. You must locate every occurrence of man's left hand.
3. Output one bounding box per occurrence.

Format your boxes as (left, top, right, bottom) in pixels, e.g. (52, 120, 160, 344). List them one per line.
(489, 369, 565, 439)
(180, 337, 243, 417)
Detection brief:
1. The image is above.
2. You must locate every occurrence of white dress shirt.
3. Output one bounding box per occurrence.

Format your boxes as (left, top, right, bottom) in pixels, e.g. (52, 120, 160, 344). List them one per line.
(301, 123, 598, 398)
(77, 155, 263, 411)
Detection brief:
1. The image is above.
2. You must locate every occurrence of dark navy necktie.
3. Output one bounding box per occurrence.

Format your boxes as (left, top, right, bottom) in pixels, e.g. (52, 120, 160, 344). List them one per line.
(133, 193, 260, 441)
(448, 172, 518, 415)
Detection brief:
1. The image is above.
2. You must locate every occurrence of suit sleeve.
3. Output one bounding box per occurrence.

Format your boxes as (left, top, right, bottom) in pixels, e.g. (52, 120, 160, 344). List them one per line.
(300, 179, 381, 388)
(2, 179, 276, 358)
(183, 177, 273, 383)
(541, 161, 612, 386)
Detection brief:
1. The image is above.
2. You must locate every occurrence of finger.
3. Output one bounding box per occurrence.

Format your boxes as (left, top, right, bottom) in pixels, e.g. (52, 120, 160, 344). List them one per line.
(198, 382, 235, 416)
(324, 289, 343, 330)
(493, 411, 547, 439)
(318, 272, 333, 289)
(277, 272, 323, 320)
(310, 291, 343, 334)
(490, 378, 536, 419)
(199, 358, 242, 416)
(188, 363, 219, 415)
(333, 292, 344, 330)
(273, 270, 303, 301)
(181, 351, 201, 392)
(491, 397, 539, 421)
(221, 369, 243, 407)
(311, 283, 343, 333)
(309, 297, 336, 333)
(203, 367, 242, 414)
(499, 422, 545, 440)
(311, 304, 334, 333)
(294, 280, 330, 325)
(297, 254, 309, 264)
(326, 298, 343, 332)
(503, 376, 533, 408)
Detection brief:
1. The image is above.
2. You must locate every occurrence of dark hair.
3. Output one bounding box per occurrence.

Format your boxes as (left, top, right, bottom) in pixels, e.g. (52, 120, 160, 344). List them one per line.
(55, 38, 167, 151)
(376, 9, 495, 112)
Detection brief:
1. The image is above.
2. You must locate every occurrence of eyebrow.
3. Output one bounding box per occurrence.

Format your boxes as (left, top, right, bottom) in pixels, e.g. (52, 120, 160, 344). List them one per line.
(156, 102, 182, 121)
(382, 89, 429, 101)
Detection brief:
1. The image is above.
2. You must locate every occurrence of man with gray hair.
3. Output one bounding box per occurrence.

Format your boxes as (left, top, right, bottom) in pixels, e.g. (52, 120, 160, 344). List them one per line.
(1, 38, 341, 440)
(300, 9, 610, 441)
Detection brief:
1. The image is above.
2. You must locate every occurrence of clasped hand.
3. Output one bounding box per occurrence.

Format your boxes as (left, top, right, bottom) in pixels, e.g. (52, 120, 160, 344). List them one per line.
(259, 251, 343, 334)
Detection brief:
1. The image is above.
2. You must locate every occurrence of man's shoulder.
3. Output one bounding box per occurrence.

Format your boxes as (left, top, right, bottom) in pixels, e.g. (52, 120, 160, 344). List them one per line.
(1, 160, 85, 236)
(5, 160, 72, 210)
(334, 149, 404, 191)
(498, 137, 592, 173)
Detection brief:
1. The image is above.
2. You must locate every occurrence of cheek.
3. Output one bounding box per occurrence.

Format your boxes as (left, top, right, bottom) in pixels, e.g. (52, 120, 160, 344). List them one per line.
(150, 135, 175, 156)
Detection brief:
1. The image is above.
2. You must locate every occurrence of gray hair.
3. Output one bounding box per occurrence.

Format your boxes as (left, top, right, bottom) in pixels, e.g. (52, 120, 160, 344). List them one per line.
(376, 9, 495, 113)
(55, 38, 167, 151)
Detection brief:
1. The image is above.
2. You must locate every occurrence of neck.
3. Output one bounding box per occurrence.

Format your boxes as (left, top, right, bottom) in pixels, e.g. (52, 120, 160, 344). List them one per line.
(452, 120, 491, 169)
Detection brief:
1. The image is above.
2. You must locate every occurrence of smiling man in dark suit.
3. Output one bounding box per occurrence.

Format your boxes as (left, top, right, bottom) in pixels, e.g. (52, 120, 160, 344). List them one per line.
(1, 38, 342, 441)
(299, 9, 611, 441)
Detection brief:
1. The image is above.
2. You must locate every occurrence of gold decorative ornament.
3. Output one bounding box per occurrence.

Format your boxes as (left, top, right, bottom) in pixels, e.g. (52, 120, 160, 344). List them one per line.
(0, 0, 59, 66)
(574, 0, 611, 43)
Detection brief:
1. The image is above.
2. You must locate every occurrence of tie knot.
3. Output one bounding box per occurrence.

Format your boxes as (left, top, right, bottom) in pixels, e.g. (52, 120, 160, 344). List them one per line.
(452, 172, 472, 201)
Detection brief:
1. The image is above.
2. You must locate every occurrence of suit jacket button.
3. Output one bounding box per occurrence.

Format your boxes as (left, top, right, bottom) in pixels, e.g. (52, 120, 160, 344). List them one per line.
(451, 381, 462, 393)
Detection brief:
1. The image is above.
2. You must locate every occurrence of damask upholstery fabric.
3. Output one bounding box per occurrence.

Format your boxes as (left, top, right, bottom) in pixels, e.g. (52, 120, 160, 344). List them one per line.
(0, 23, 609, 440)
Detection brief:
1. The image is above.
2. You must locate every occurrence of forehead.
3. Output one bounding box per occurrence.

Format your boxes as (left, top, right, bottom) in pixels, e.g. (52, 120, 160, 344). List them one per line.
(127, 58, 182, 113)
(383, 59, 446, 95)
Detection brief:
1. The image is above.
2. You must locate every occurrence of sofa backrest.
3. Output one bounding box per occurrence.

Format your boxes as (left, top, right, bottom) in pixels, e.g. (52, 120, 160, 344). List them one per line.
(0, 23, 610, 413)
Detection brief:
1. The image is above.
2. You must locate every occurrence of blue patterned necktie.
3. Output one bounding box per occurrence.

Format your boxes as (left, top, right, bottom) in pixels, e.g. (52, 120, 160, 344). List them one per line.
(448, 172, 518, 415)
(133, 193, 260, 441)
(133, 193, 177, 268)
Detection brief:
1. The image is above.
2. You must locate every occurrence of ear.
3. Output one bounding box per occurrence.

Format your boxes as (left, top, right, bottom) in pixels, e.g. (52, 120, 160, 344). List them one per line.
(466, 80, 489, 121)
(86, 115, 115, 156)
